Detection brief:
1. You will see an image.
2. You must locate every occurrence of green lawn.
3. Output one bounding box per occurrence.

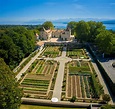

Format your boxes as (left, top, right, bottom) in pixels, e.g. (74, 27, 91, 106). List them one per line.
(20, 105, 87, 109)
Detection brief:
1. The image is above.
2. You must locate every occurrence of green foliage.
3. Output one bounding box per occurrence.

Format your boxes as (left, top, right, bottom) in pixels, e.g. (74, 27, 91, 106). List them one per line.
(0, 26, 36, 69)
(42, 21, 54, 30)
(95, 30, 113, 54)
(0, 58, 23, 109)
(70, 96, 76, 102)
(102, 94, 111, 103)
(67, 21, 77, 35)
(75, 20, 90, 42)
(87, 21, 105, 42)
(101, 104, 113, 109)
(89, 75, 103, 98)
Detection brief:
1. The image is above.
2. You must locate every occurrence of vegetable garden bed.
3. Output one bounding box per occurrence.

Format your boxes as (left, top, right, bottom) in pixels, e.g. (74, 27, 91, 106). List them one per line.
(20, 59, 58, 99)
(40, 46, 62, 58)
(63, 60, 104, 102)
(67, 47, 88, 59)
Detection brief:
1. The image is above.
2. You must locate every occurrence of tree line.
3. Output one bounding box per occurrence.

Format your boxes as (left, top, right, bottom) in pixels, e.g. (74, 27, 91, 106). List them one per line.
(0, 26, 36, 70)
(67, 21, 115, 56)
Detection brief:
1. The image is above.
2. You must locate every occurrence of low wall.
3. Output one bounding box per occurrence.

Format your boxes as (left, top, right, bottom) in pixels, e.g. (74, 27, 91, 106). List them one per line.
(21, 98, 93, 109)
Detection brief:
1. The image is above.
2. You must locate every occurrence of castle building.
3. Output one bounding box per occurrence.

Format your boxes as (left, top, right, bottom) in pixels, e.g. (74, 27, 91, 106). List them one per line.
(39, 27, 74, 41)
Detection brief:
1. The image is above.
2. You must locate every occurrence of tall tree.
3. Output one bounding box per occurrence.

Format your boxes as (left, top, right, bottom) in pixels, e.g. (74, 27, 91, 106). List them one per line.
(42, 21, 54, 30)
(75, 20, 90, 42)
(67, 21, 77, 35)
(95, 30, 113, 54)
(87, 21, 105, 42)
(0, 58, 23, 109)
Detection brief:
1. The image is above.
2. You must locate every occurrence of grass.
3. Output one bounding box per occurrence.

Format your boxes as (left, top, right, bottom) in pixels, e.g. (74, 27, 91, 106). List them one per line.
(20, 105, 87, 109)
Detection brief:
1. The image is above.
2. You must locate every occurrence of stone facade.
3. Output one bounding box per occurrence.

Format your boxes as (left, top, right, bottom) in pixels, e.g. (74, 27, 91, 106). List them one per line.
(39, 28, 74, 41)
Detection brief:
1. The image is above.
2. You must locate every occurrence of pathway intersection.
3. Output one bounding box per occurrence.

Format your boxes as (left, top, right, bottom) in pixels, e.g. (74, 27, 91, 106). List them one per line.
(16, 45, 114, 105)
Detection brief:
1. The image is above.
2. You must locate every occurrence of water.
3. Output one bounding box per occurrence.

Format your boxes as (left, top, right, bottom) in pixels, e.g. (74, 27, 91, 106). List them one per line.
(103, 24, 115, 30)
(53, 22, 115, 31)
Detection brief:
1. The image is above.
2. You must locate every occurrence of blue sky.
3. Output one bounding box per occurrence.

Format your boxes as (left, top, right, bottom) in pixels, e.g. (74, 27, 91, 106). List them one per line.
(0, 0, 115, 24)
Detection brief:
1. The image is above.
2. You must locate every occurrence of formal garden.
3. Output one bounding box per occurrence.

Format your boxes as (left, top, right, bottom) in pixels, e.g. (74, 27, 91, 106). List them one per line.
(66, 45, 89, 59)
(19, 45, 105, 103)
(20, 59, 59, 99)
(61, 60, 104, 102)
(39, 46, 62, 58)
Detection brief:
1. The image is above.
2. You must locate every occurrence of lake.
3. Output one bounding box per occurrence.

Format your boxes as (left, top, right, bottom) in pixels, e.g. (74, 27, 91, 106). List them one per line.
(53, 22, 115, 31)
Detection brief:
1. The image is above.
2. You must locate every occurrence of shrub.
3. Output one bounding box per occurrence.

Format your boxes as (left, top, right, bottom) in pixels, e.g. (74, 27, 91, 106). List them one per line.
(70, 96, 76, 102)
(102, 94, 111, 103)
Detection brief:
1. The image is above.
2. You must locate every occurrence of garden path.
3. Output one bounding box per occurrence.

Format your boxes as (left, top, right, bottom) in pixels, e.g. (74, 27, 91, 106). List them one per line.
(16, 48, 45, 81)
(52, 47, 72, 101)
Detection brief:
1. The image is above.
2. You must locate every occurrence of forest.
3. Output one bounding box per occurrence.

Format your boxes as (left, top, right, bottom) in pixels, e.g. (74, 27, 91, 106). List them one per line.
(0, 26, 37, 70)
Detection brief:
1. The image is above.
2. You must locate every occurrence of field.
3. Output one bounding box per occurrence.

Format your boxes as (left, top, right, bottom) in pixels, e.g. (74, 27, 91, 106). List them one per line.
(40, 46, 62, 58)
(62, 61, 103, 101)
(20, 105, 87, 109)
(20, 59, 58, 99)
(67, 46, 88, 59)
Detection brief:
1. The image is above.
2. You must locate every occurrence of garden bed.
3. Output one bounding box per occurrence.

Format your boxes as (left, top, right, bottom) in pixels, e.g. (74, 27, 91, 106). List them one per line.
(20, 59, 58, 99)
(39, 46, 62, 58)
(63, 60, 104, 102)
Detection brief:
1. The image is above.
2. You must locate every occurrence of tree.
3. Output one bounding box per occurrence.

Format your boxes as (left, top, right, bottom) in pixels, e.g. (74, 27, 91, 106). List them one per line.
(42, 21, 54, 30)
(67, 21, 77, 35)
(102, 94, 111, 103)
(0, 58, 23, 109)
(0, 26, 36, 69)
(87, 21, 105, 42)
(95, 30, 113, 55)
(75, 20, 90, 42)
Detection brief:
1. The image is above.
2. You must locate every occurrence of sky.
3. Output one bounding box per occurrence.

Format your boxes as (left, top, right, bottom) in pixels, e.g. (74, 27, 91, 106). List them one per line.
(0, 0, 115, 24)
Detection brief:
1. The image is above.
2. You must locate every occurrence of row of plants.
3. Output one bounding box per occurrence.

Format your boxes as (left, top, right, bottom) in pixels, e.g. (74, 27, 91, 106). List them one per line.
(83, 76, 90, 98)
(67, 48, 88, 59)
(88, 75, 104, 98)
(80, 76, 85, 98)
(41, 46, 62, 58)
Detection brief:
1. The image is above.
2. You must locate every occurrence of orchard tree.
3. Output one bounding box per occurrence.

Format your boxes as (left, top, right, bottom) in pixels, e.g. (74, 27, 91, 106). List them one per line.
(42, 21, 54, 30)
(0, 58, 23, 109)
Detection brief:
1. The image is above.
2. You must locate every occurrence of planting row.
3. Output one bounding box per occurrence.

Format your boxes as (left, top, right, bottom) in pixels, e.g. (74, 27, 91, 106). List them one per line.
(67, 48, 88, 59)
(63, 61, 104, 101)
(31, 60, 57, 75)
(40, 46, 62, 58)
(69, 61, 91, 75)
